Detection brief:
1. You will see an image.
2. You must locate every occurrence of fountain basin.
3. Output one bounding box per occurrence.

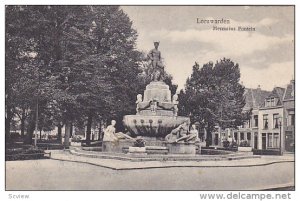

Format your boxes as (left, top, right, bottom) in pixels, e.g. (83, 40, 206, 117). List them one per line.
(123, 115, 190, 138)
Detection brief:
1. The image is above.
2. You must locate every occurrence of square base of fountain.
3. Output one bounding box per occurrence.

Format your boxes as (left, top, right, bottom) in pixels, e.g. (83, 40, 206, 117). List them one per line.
(127, 147, 147, 156)
(165, 142, 196, 155)
(102, 140, 134, 153)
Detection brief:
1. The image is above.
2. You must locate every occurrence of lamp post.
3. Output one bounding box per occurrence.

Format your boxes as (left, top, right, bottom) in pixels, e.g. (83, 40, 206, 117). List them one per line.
(278, 116, 283, 155)
(34, 99, 39, 148)
(34, 68, 41, 148)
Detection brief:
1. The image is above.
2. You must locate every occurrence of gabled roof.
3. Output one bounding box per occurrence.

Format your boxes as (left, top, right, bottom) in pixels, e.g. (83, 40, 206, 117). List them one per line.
(244, 88, 271, 109)
(260, 87, 285, 108)
(283, 80, 295, 101)
(244, 81, 294, 110)
(274, 87, 285, 102)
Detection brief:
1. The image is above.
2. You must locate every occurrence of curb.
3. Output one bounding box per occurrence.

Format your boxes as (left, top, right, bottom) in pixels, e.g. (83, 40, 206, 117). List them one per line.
(257, 183, 295, 191)
(49, 155, 294, 171)
(68, 148, 262, 162)
(50, 157, 116, 170)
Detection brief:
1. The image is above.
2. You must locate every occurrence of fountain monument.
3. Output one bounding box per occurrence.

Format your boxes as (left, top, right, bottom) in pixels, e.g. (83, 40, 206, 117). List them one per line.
(102, 42, 199, 155)
(122, 42, 198, 154)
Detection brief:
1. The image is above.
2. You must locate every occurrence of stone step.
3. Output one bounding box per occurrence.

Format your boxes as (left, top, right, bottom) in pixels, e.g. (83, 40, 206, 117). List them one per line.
(68, 148, 260, 162)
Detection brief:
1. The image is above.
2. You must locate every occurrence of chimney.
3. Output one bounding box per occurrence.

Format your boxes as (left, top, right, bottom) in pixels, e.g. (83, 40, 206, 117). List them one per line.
(257, 85, 261, 91)
(290, 79, 295, 85)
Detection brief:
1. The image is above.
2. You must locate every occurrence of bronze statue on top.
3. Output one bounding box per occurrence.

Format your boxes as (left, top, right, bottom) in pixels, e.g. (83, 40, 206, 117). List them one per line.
(147, 41, 164, 81)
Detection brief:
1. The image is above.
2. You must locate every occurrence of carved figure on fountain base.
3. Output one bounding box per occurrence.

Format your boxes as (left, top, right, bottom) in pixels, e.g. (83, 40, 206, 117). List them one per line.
(165, 123, 200, 143)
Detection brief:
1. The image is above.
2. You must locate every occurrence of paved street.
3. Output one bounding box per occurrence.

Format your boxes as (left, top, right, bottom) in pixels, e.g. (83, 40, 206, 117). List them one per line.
(6, 156, 294, 190)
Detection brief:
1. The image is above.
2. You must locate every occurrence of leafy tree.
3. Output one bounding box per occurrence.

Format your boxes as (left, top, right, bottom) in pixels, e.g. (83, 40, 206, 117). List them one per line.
(5, 6, 42, 140)
(178, 59, 246, 147)
(55, 6, 146, 144)
(5, 6, 82, 144)
(6, 5, 178, 146)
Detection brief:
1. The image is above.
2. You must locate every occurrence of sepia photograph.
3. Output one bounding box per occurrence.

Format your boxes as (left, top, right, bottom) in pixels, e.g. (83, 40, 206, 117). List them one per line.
(4, 4, 295, 193)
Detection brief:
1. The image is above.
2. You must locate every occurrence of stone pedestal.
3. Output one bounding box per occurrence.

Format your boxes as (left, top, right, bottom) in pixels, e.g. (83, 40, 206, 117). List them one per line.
(143, 81, 171, 102)
(165, 142, 196, 155)
(102, 140, 134, 153)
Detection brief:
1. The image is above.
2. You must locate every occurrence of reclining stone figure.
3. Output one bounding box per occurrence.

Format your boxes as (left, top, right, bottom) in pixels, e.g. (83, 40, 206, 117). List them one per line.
(103, 120, 135, 142)
(165, 122, 199, 143)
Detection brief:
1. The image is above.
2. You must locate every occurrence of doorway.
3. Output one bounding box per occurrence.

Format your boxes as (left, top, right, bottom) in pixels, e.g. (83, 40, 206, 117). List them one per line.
(262, 133, 266, 150)
(285, 132, 294, 152)
(214, 133, 219, 145)
(254, 133, 258, 149)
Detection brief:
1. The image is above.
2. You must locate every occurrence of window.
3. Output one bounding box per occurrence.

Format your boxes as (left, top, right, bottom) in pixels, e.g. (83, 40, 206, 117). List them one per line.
(271, 98, 276, 106)
(273, 133, 279, 148)
(291, 114, 295, 126)
(273, 114, 279, 129)
(289, 114, 295, 126)
(240, 132, 244, 140)
(267, 133, 273, 147)
(265, 99, 270, 107)
(265, 98, 277, 107)
(254, 115, 258, 127)
(263, 115, 268, 129)
(234, 132, 237, 141)
(247, 132, 251, 141)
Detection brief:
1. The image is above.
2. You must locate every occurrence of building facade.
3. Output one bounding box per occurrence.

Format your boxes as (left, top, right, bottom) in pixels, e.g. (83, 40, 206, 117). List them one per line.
(232, 81, 295, 152)
(282, 80, 295, 152)
(233, 86, 270, 148)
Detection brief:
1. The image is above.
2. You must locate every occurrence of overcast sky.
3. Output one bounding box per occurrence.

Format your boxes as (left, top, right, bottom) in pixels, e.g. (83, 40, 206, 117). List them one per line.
(122, 6, 294, 91)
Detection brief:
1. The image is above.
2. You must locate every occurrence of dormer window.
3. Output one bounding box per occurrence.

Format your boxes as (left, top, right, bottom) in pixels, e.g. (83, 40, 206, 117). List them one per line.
(265, 97, 277, 107)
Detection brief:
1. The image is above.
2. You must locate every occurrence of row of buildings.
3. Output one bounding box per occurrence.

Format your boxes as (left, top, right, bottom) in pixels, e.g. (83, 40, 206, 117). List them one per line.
(211, 79, 295, 152)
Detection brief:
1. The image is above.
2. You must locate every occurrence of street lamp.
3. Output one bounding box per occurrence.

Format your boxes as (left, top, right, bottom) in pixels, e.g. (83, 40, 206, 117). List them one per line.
(278, 116, 283, 155)
(34, 68, 41, 148)
(34, 99, 39, 148)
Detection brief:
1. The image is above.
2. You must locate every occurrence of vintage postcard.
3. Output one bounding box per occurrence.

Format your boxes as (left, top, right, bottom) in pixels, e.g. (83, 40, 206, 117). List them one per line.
(4, 4, 295, 198)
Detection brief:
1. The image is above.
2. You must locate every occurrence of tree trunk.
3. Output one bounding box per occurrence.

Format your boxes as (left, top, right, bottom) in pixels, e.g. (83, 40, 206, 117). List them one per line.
(64, 121, 71, 148)
(98, 121, 102, 141)
(20, 118, 25, 137)
(5, 117, 11, 137)
(86, 111, 93, 145)
(5, 107, 13, 140)
(57, 124, 62, 142)
(5, 117, 12, 143)
(205, 127, 212, 147)
(25, 113, 35, 145)
(70, 123, 73, 138)
(20, 108, 27, 137)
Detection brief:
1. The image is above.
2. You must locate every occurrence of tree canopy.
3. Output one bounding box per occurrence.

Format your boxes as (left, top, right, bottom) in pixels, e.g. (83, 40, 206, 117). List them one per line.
(178, 58, 247, 146)
(5, 5, 178, 145)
